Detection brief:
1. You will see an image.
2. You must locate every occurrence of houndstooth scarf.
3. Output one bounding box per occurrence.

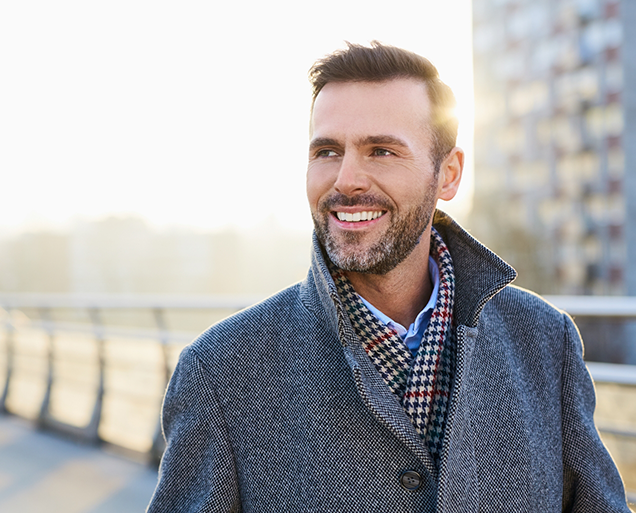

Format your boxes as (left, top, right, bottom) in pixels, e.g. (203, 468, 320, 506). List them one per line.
(331, 228, 456, 467)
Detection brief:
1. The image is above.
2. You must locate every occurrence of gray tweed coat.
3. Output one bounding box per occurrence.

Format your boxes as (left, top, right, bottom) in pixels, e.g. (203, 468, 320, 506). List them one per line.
(147, 210, 629, 512)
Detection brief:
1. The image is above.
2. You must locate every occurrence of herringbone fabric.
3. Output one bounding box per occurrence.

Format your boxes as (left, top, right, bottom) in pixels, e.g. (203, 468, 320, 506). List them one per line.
(331, 228, 455, 465)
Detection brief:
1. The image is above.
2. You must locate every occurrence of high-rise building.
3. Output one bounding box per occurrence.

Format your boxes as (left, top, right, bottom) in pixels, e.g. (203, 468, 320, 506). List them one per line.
(472, 0, 635, 296)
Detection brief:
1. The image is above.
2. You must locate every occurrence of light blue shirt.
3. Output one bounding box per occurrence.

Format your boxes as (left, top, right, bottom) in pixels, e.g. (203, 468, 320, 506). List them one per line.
(359, 256, 439, 357)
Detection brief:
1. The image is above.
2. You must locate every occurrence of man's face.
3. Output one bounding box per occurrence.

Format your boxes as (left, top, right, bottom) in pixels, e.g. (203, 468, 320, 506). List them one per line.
(307, 79, 442, 274)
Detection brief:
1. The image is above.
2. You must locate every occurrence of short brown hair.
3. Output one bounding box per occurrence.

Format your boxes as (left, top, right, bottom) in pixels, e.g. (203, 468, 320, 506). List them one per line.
(308, 41, 458, 172)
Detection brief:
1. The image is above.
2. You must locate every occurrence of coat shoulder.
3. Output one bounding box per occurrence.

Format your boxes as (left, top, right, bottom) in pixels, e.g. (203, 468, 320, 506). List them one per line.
(487, 284, 567, 326)
(185, 282, 316, 369)
(194, 282, 302, 341)
(480, 284, 574, 366)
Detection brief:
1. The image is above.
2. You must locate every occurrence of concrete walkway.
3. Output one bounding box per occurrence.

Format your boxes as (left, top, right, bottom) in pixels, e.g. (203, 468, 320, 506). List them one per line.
(0, 415, 158, 513)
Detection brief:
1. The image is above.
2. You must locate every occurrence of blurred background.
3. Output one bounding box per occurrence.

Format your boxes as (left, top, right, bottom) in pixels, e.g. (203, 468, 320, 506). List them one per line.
(0, 0, 635, 511)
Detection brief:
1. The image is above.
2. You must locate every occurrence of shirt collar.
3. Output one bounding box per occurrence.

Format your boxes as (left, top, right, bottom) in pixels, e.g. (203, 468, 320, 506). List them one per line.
(358, 255, 439, 338)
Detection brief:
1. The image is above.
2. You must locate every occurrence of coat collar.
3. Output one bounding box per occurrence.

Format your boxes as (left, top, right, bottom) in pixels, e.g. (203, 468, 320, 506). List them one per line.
(431, 209, 517, 327)
(300, 209, 517, 333)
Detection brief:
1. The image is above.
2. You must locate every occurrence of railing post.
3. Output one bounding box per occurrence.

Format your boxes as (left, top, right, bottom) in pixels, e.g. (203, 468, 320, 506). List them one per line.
(86, 307, 105, 444)
(150, 307, 171, 465)
(0, 308, 15, 414)
(37, 307, 55, 426)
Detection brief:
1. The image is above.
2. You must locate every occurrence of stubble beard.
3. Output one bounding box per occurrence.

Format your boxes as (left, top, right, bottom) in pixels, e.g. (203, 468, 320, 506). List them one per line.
(312, 191, 437, 275)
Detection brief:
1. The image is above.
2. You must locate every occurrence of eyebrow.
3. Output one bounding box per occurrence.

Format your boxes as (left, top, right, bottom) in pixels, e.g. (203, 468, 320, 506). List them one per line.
(309, 134, 409, 152)
(359, 135, 408, 148)
(309, 137, 339, 152)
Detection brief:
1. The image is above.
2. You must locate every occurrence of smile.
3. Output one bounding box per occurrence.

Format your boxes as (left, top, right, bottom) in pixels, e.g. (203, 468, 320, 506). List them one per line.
(335, 211, 385, 222)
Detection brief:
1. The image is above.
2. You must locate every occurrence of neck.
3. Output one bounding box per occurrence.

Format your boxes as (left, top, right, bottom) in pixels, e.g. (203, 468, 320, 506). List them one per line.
(344, 229, 433, 328)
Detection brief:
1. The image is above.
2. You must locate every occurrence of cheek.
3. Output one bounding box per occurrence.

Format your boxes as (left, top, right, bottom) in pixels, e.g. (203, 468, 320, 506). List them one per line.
(306, 165, 332, 210)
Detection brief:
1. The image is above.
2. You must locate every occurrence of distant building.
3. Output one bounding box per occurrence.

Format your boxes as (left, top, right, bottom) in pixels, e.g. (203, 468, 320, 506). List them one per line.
(472, 0, 635, 296)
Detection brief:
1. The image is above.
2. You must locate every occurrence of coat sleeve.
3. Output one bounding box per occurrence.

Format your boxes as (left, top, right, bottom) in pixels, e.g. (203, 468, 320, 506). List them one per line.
(146, 345, 241, 513)
(560, 313, 631, 512)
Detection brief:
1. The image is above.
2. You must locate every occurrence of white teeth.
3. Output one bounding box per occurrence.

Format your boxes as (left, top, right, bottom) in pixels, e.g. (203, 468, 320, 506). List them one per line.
(336, 211, 384, 223)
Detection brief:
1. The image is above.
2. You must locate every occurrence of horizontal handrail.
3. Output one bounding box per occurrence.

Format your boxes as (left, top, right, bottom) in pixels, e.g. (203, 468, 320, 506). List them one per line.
(1, 292, 635, 316)
(544, 295, 636, 317)
(586, 362, 636, 386)
(595, 424, 636, 440)
(0, 292, 265, 310)
(18, 319, 197, 345)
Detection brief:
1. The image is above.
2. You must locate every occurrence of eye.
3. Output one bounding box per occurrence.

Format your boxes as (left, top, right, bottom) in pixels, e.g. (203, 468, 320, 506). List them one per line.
(315, 149, 339, 158)
(372, 148, 394, 157)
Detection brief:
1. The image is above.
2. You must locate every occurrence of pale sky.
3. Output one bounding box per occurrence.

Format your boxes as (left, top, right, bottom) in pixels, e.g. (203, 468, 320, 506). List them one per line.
(0, 0, 474, 235)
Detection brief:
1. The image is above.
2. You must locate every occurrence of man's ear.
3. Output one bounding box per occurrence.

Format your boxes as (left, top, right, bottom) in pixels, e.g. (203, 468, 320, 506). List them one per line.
(438, 147, 464, 201)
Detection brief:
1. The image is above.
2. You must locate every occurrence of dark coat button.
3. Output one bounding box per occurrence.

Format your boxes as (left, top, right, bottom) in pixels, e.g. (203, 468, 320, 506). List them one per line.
(399, 470, 422, 491)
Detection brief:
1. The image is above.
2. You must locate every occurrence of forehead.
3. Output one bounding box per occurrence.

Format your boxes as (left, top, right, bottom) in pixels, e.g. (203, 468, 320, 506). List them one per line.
(310, 79, 431, 139)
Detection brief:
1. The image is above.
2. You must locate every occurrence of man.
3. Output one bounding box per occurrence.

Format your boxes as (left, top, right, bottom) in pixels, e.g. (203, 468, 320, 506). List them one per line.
(148, 42, 630, 512)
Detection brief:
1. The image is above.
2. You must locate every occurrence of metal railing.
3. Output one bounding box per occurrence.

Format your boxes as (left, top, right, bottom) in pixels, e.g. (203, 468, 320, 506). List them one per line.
(543, 295, 636, 318)
(0, 292, 264, 462)
(0, 293, 635, 461)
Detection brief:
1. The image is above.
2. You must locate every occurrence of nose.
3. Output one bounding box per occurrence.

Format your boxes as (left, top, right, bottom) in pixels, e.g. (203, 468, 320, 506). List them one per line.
(333, 153, 371, 196)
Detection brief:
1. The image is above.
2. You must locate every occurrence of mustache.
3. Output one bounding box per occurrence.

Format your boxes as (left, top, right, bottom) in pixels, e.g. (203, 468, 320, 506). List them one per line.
(319, 193, 393, 212)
